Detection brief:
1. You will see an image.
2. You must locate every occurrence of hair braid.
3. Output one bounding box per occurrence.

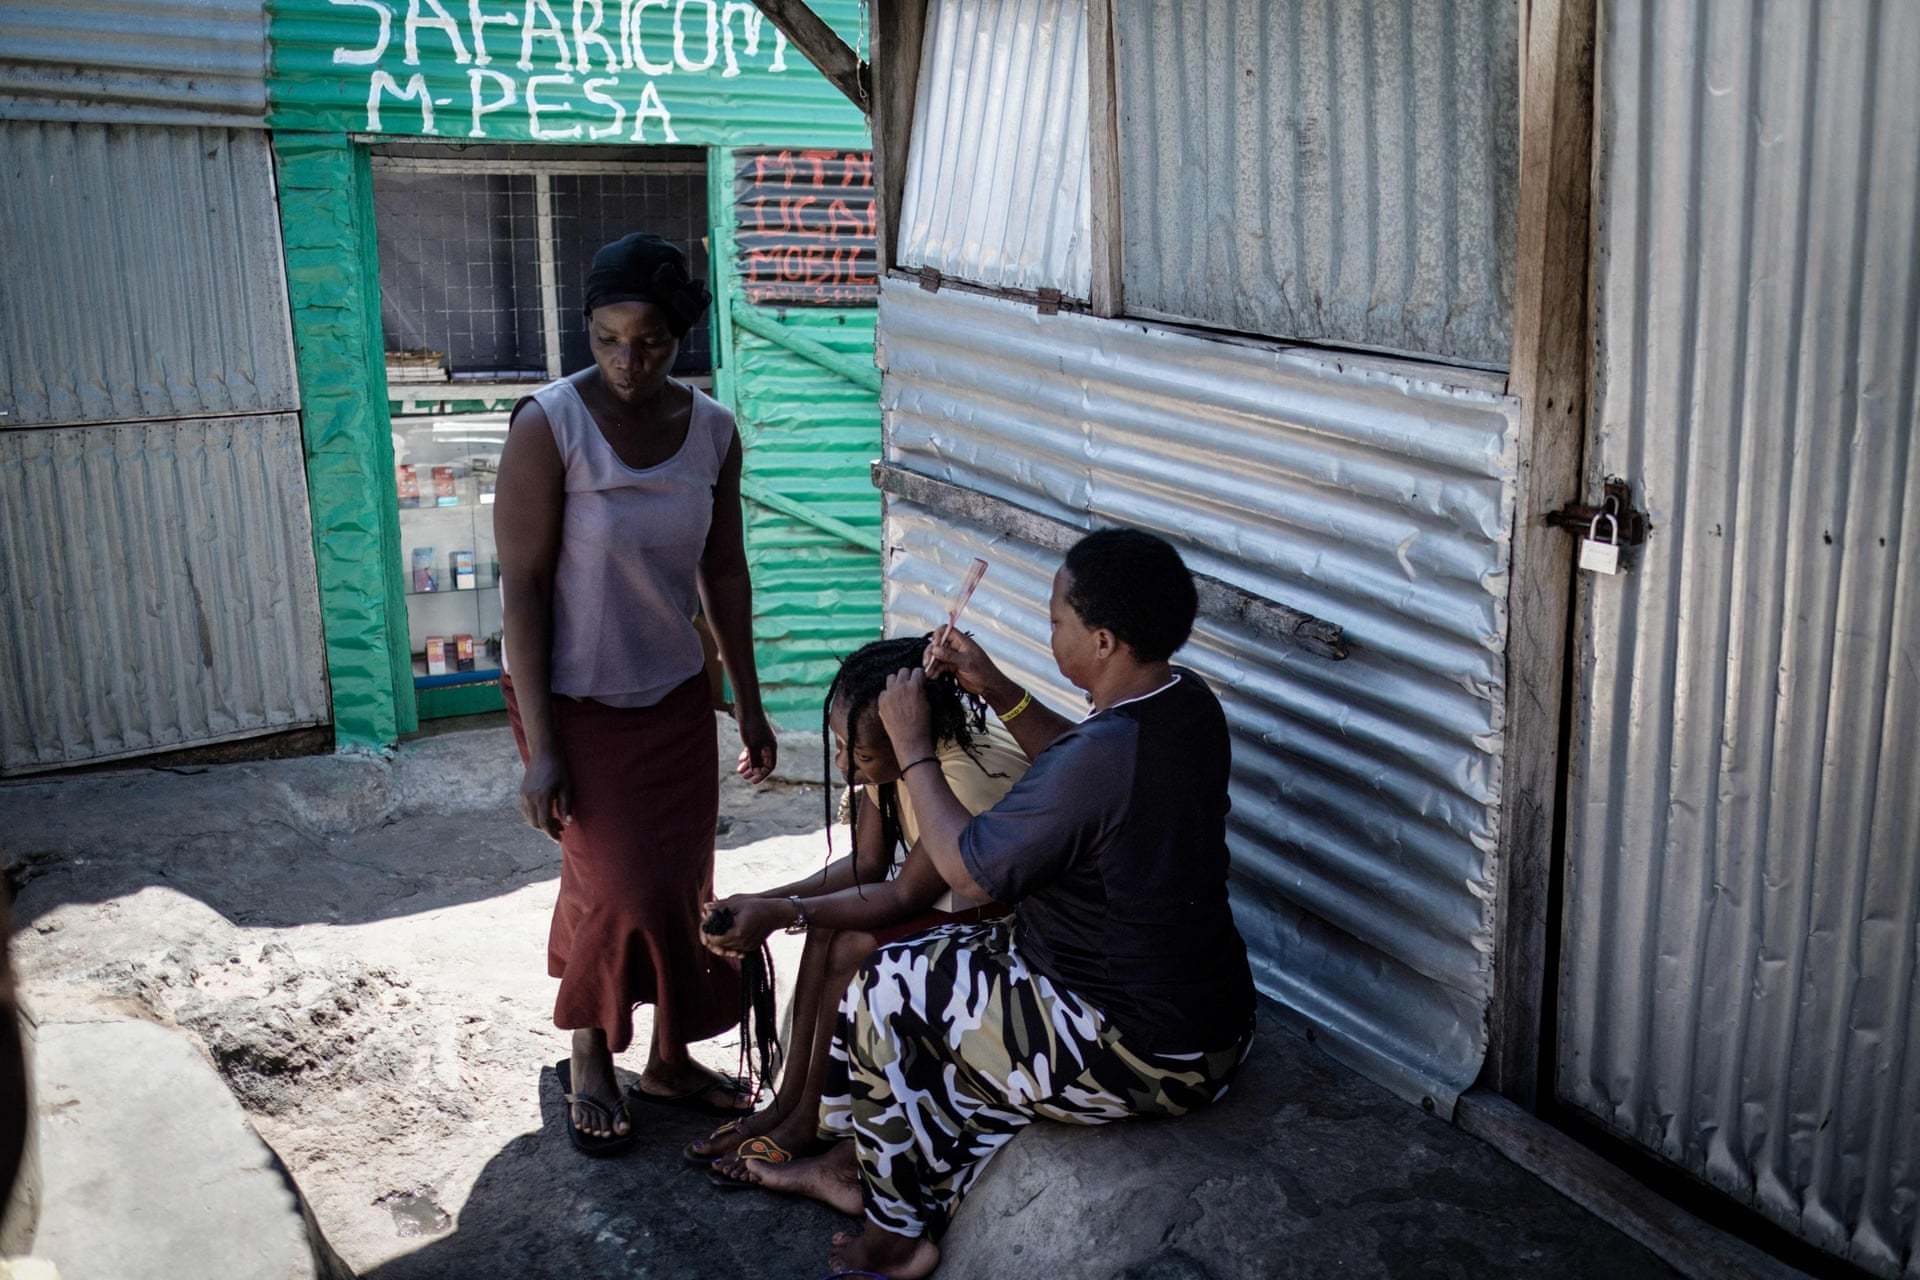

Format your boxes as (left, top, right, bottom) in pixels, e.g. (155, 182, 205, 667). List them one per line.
(821, 635, 992, 890)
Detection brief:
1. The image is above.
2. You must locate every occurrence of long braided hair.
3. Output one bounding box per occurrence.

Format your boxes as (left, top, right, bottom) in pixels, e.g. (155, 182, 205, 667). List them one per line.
(821, 635, 994, 886)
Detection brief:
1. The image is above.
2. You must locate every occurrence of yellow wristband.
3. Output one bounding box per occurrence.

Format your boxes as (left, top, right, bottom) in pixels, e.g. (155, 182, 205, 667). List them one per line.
(999, 690, 1034, 724)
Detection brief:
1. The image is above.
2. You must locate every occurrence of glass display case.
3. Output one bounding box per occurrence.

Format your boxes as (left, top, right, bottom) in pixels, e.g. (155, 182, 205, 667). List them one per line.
(393, 412, 509, 713)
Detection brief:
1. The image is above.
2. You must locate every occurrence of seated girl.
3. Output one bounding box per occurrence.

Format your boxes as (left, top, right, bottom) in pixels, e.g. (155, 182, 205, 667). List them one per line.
(691, 634, 1031, 1181)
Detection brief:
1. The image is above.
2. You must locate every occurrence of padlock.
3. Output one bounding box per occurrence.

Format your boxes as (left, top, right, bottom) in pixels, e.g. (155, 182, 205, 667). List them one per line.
(1580, 513, 1622, 575)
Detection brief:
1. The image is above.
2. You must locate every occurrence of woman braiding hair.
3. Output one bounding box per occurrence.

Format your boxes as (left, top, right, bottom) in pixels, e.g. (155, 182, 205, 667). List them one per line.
(818, 634, 998, 887)
(688, 634, 1031, 1187)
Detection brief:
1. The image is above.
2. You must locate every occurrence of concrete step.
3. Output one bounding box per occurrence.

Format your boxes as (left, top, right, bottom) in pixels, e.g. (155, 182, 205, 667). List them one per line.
(32, 1016, 348, 1280)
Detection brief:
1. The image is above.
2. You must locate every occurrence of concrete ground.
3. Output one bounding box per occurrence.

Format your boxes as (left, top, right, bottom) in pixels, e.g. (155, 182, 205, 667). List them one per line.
(32, 1017, 346, 1280)
(0, 719, 1677, 1279)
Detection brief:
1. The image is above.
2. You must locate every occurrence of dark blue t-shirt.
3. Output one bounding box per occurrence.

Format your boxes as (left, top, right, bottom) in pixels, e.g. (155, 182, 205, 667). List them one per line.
(959, 669, 1255, 1053)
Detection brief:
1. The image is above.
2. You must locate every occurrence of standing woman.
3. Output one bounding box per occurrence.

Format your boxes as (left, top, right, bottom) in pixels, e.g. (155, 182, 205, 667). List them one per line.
(494, 233, 777, 1154)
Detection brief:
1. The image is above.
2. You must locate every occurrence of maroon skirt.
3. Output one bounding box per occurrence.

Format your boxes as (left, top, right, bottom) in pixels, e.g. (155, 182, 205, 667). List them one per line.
(504, 672, 740, 1054)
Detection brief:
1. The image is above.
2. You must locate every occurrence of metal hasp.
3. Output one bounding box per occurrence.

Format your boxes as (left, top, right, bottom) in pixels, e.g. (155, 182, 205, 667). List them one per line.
(1546, 477, 1650, 546)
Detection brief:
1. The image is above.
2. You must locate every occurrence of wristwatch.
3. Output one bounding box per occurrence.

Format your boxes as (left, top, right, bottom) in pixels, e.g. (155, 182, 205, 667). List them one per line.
(784, 895, 812, 934)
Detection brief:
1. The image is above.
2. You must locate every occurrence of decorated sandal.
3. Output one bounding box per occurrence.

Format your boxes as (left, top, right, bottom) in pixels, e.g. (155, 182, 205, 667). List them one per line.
(708, 1134, 795, 1188)
(682, 1117, 744, 1165)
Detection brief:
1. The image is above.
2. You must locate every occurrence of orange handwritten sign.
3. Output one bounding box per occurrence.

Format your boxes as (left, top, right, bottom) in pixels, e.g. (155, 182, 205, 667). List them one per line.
(734, 149, 878, 306)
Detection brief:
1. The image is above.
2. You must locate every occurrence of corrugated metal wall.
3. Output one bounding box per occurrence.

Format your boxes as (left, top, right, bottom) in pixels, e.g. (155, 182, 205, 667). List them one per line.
(731, 308, 882, 729)
(1558, 3, 1920, 1275)
(1, 122, 299, 428)
(878, 280, 1520, 1112)
(0, 119, 326, 770)
(0, 0, 269, 128)
(0, 416, 329, 773)
(1112, 0, 1517, 367)
(897, 0, 1092, 298)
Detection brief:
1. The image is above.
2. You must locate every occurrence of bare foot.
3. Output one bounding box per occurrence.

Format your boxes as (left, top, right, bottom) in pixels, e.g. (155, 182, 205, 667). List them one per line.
(568, 1029, 631, 1139)
(827, 1224, 940, 1279)
(715, 1138, 863, 1216)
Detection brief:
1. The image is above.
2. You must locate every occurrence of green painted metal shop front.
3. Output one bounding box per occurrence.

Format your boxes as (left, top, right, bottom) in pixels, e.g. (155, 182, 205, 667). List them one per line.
(266, 0, 880, 745)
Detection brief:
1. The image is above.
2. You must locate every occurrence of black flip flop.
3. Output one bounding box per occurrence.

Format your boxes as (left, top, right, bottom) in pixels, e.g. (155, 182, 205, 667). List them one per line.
(627, 1071, 755, 1118)
(555, 1059, 637, 1157)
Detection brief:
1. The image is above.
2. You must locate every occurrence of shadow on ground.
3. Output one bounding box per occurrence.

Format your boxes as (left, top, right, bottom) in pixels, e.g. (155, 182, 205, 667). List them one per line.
(362, 1065, 848, 1280)
(357, 1013, 1680, 1280)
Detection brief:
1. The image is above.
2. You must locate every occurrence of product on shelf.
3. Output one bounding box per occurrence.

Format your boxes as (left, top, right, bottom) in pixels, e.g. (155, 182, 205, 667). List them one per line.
(396, 464, 420, 507)
(432, 465, 459, 507)
(485, 631, 503, 663)
(425, 636, 449, 676)
(455, 634, 476, 673)
(411, 547, 437, 592)
(480, 475, 497, 505)
(450, 550, 477, 591)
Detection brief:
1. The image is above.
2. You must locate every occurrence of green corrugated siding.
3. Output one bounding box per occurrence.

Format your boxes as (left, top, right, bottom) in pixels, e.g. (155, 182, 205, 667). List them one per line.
(266, 2, 874, 741)
(730, 307, 881, 729)
(273, 132, 416, 747)
(267, 0, 869, 148)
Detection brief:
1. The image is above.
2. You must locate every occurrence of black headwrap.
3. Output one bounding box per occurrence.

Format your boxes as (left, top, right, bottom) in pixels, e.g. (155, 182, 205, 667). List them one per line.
(582, 232, 712, 338)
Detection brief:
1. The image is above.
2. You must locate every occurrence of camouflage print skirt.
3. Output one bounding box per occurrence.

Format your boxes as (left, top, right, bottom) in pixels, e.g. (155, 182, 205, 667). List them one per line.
(818, 922, 1253, 1240)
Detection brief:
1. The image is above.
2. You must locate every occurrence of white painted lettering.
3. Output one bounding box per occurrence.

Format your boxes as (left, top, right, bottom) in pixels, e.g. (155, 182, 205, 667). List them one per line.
(572, 0, 619, 73)
(331, 0, 393, 66)
(673, 0, 718, 73)
(719, 2, 760, 78)
(626, 0, 671, 74)
(468, 67, 517, 135)
(631, 77, 678, 142)
(405, 0, 472, 64)
(467, 0, 519, 67)
(583, 76, 626, 138)
(527, 72, 584, 138)
(367, 69, 437, 132)
(519, 0, 575, 70)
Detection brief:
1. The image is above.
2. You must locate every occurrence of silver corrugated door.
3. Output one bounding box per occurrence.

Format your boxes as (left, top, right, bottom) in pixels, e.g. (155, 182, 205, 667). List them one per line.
(1557, 3, 1920, 1276)
(0, 122, 327, 772)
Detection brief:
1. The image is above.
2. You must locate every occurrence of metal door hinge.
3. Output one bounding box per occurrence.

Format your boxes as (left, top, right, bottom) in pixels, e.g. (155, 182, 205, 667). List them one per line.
(1547, 477, 1650, 546)
(1036, 287, 1063, 316)
(918, 266, 943, 293)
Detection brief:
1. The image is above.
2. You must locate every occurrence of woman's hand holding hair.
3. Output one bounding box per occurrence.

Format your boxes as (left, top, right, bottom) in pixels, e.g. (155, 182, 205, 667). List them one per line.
(698, 896, 786, 957)
(924, 629, 1021, 710)
(877, 668, 936, 761)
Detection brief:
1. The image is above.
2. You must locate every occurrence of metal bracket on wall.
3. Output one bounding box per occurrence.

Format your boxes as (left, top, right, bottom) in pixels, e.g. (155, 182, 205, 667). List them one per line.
(917, 266, 943, 293)
(1037, 287, 1063, 316)
(871, 462, 1349, 660)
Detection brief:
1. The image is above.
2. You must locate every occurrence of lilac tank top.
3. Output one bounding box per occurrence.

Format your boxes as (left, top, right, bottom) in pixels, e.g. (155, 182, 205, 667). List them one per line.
(510, 375, 736, 709)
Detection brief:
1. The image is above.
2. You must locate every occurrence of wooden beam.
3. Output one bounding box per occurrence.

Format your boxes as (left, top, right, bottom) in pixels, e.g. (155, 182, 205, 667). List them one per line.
(871, 0, 930, 276)
(1485, 0, 1597, 1108)
(749, 0, 871, 111)
(1455, 1092, 1815, 1280)
(872, 462, 1349, 661)
(1085, 0, 1124, 316)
